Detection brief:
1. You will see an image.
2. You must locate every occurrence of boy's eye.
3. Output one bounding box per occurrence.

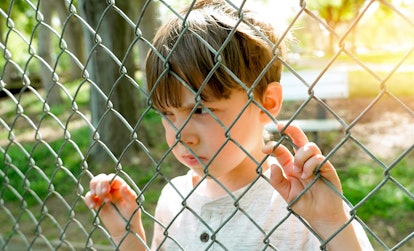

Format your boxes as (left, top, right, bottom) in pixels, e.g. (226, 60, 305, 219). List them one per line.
(194, 106, 210, 115)
(156, 109, 173, 117)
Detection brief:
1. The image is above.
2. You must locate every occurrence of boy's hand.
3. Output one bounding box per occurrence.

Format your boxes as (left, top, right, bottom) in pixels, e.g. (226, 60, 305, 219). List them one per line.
(263, 124, 346, 225)
(84, 174, 145, 244)
(263, 123, 364, 250)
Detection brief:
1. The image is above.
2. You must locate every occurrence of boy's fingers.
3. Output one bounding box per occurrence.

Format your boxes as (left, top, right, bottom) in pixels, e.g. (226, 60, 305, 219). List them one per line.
(263, 141, 295, 176)
(269, 163, 290, 201)
(109, 175, 127, 190)
(121, 184, 138, 199)
(85, 191, 101, 209)
(293, 143, 321, 175)
(89, 173, 111, 195)
(120, 184, 139, 211)
(88, 174, 131, 204)
(84, 191, 93, 207)
(95, 180, 111, 197)
(301, 154, 326, 179)
(277, 123, 309, 148)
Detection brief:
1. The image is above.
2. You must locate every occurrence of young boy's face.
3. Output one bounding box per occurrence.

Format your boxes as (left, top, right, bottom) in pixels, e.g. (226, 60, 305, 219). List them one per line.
(160, 87, 268, 179)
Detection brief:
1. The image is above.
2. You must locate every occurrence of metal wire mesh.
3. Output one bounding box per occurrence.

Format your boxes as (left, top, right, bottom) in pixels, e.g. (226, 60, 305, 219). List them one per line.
(1, 0, 413, 250)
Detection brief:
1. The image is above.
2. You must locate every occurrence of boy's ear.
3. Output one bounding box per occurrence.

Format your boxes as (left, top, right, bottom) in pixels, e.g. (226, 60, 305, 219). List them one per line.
(259, 82, 283, 123)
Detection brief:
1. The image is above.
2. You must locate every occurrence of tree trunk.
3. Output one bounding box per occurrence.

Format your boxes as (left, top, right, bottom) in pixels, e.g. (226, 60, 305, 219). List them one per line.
(79, 0, 157, 167)
(0, 18, 14, 88)
(55, 0, 85, 81)
(135, 0, 161, 147)
(38, 0, 63, 105)
(136, 0, 160, 73)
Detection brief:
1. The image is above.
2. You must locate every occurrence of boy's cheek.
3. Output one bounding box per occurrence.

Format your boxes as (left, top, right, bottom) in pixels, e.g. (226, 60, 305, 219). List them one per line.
(161, 117, 170, 129)
(163, 130, 176, 147)
(161, 120, 174, 135)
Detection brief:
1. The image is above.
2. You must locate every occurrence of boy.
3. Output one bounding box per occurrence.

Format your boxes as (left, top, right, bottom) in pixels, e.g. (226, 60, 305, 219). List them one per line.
(84, 0, 373, 250)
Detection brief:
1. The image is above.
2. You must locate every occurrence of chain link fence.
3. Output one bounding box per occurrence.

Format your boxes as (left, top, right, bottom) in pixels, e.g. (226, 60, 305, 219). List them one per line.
(1, 0, 413, 250)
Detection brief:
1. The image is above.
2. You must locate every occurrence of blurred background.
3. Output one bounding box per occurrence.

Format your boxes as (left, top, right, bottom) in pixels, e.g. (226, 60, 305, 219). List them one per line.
(1, 0, 413, 250)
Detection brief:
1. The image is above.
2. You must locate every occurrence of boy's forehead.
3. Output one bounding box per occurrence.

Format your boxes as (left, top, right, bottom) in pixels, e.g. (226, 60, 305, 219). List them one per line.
(162, 83, 232, 110)
(176, 86, 215, 107)
(178, 87, 198, 106)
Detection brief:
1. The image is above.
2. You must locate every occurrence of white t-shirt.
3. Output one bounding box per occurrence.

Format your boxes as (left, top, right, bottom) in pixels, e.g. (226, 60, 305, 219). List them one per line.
(151, 169, 373, 250)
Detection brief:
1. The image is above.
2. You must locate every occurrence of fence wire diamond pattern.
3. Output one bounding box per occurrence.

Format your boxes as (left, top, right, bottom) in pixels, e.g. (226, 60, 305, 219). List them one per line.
(1, 0, 413, 250)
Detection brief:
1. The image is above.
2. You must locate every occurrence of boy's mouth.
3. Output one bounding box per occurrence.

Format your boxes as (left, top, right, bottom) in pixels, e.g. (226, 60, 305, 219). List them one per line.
(181, 154, 207, 167)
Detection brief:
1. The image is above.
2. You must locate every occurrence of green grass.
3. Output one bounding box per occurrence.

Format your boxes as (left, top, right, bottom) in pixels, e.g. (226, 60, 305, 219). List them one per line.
(1, 126, 89, 203)
(1, 79, 92, 204)
(338, 153, 414, 241)
(340, 156, 414, 220)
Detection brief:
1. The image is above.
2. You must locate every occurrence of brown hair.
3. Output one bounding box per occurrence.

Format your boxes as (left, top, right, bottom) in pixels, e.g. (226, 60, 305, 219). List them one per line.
(145, 0, 285, 110)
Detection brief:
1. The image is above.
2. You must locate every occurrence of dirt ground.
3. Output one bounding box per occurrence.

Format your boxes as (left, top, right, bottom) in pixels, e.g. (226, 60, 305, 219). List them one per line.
(328, 95, 414, 158)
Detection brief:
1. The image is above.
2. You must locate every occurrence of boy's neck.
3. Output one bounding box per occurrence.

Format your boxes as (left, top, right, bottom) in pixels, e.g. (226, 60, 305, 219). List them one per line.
(192, 163, 270, 200)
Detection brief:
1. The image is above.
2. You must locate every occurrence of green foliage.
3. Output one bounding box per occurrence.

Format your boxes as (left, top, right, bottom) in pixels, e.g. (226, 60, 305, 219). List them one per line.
(340, 157, 414, 222)
(307, 0, 366, 24)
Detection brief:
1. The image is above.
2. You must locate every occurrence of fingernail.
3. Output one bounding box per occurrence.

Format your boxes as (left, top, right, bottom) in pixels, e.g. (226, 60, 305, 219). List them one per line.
(293, 165, 301, 173)
(264, 141, 275, 153)
(101, 185, 108, 194)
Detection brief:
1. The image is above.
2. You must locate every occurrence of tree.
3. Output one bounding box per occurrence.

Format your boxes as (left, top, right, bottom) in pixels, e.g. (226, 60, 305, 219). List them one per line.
(54, 0, 85, 81)
(38, 0, 86, 105)
(79, 0, 159, 166)
(1, 0, 84, 99)
(38, 0, 63, 105)
(307, 0, 366, 54)
(0, 1, 28, 89)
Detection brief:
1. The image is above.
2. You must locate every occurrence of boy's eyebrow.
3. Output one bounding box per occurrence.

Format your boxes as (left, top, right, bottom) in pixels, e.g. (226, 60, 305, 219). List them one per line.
(177, 99, 216, 110)
(180, 103, 198, 110)
(180, 102, 206, 110)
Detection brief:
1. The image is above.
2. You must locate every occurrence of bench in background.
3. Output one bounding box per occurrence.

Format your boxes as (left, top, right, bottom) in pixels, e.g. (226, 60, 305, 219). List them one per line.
(265, 69, 349, 142)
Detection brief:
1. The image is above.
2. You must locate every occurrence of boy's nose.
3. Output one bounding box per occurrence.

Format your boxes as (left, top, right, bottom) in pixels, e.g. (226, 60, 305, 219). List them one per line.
(177, 119, 199, 146)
